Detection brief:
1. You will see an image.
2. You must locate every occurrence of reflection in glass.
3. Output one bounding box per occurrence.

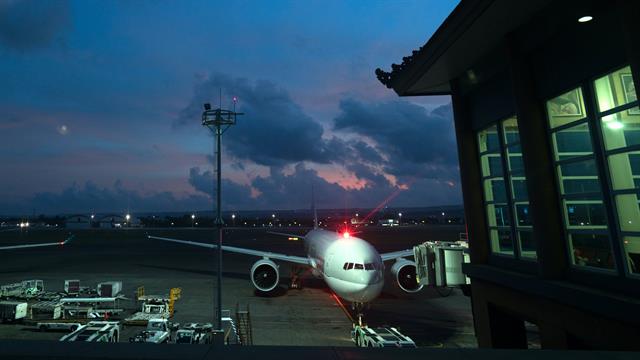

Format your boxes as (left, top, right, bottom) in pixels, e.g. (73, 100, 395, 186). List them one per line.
(551, 122, 593, 161)
(519, 231, 536, 258)
(601, 108, 640, 150)
(515, 204, 531, 226)
(565, 202, 607, 228)
(569, 233, 614, 269)
(502, 117, 520, 144)
(614, 194, 640, 232)
(608, 151, 640, 190)
(547, 88, 587, 128)
(622, 237, 640, 274)
(490, 228, 513, 254)
(478, 125, 500, 153)
(594, 66, 637, 113)
(487, 204, 510, 227)
(480, 154, 503, 177)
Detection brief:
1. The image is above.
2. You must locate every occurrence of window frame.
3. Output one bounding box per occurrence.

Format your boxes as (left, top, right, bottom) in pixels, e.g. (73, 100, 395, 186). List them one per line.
(544, 64, 640, 283)
(478, 117, 535, 261)
(590, 66, 640, 279)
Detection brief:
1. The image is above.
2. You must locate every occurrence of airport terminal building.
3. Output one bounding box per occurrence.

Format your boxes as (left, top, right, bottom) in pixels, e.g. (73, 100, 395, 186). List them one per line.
(379, 0, 640, 350)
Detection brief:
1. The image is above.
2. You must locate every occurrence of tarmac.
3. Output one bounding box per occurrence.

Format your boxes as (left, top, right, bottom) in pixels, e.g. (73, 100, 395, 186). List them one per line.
(0, 225, 476, 347)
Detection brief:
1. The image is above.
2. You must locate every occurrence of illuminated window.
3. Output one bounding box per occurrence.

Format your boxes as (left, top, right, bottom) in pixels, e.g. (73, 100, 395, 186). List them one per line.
(478, 117, 534, 259)
(547, 87, 614, 270)
(594, 66, 640, 275)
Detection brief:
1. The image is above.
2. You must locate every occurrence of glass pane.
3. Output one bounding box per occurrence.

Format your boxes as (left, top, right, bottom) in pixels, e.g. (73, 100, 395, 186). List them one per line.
(608, 151, 640, 190)
(600, 108, 640, 150)
(614, 194, 640, 232)
(511, 177, 529, 201)
(507, 153, 524, 174)
(486, 204, 510, 226)
(594, 66, 637, 113)
(483, 178, 507, 203)
(547, 88, 587, 128)
(490, 228, 514, 255)
(569, 233, 615, 269)
(515, 203, 532, 226)
(518, 231, 537, 259)
(502, 116, 520, 144)
(557, 158, 602, 197)
(478, 125, 500, 153)
(622, 237, 640, 274)
(565, 201, 607, 228)
(480, 154, 504, 177)
(511, 178, 528, 201)
(551, 122, 593, 161)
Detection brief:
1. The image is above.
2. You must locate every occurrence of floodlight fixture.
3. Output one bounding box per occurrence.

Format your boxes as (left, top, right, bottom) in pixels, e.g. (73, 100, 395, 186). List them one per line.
(201, 99, 244, 332)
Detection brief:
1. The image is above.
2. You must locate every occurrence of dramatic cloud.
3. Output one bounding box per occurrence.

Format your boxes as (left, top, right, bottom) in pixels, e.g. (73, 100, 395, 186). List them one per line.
(0, 0, 71, 51)
(177, 74, 341, 166)
(333, 99, 459, 181)
(188, 167, 255, 209)
(2, 180, 211, 215)
(175, 74, 461, 212)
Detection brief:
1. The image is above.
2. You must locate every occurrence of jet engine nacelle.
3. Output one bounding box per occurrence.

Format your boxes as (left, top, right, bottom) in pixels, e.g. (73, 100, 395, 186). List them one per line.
(391, 259, 423, 293)
(250, 259, 280, 292)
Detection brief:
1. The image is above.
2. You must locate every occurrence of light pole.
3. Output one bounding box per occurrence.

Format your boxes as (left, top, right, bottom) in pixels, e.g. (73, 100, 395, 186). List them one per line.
(201, 101, 243, 331)
(231, 213, 236, 227)
(191, 214, 195, 228)
(398, 212, 402, 225)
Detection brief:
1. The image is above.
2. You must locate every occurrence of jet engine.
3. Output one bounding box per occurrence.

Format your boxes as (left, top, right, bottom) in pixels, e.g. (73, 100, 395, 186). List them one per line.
(391, 259, 423, 293)
(250, 259, 280, 292)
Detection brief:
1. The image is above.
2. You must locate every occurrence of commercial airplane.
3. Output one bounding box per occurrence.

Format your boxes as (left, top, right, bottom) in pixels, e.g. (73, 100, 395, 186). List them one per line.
(148, 213, 423, 320)
(0, 234, 75, 251)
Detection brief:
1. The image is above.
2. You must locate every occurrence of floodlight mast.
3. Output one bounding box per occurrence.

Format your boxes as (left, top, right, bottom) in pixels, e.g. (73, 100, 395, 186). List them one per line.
(201, 103, 244, 331)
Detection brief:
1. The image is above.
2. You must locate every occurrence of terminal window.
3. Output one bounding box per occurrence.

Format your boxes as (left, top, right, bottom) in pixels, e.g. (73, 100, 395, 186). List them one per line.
(546, 87, 615, 270)
(478, 117, 534, 259)
(594, 65, 640, 275)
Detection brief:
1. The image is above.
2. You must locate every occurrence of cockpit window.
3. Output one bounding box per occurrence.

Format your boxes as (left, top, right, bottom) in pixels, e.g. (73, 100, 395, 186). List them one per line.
(364, 263, 374, 270)
(347, 263, 354, 270)
(354, 263, 364, 270)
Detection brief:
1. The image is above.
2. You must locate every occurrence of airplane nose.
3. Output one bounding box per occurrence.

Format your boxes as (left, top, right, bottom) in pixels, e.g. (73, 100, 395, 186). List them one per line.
(350, 278, 383, 302)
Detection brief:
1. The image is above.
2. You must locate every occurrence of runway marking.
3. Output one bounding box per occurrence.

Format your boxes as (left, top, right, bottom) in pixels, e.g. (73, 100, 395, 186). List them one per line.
(330, 292, 354, 323)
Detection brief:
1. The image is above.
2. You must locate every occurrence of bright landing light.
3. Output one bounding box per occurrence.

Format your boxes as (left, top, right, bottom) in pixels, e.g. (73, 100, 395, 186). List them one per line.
(343, 231, 350, 239)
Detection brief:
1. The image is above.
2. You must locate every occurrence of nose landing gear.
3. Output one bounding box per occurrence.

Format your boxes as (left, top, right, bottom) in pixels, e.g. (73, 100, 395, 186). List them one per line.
(351, 302, 370, 326)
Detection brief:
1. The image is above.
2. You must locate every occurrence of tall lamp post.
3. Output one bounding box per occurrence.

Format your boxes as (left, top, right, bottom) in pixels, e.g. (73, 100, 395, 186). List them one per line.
(201, 102, 243, 331)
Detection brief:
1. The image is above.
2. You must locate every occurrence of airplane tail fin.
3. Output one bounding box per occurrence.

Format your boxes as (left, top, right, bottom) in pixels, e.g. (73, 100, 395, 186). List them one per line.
(312, 185, 318, 229)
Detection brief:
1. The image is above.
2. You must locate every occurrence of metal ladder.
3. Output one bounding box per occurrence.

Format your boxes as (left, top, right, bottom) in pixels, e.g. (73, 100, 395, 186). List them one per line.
(235, 303, 253, 345)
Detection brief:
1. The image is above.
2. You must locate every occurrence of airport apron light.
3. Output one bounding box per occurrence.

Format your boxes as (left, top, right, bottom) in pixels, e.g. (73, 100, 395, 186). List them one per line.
(201, 101, 244, 331)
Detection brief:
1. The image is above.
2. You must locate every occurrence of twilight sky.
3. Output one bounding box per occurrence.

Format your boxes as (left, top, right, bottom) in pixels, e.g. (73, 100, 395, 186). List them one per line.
(0, 0, 461, 215)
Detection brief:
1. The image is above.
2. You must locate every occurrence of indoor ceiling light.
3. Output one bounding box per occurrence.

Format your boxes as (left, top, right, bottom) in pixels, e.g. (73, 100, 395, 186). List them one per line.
(578, 15, 593, 23)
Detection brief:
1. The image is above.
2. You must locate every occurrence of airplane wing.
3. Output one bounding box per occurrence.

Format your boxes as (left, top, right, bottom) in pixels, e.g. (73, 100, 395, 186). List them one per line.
(266, 231, 306, 239)
(380, 249, 414, 261)
(0, 234, 75, 251)
(148, 235, 311, 265)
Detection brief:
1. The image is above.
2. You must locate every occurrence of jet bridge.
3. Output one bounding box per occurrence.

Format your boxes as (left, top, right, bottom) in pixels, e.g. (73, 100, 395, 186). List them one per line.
(413, 241, 470, 288)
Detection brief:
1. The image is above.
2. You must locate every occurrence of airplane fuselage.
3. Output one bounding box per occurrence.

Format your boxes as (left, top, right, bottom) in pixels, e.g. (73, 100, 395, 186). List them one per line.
(304, 229, 384, 303)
